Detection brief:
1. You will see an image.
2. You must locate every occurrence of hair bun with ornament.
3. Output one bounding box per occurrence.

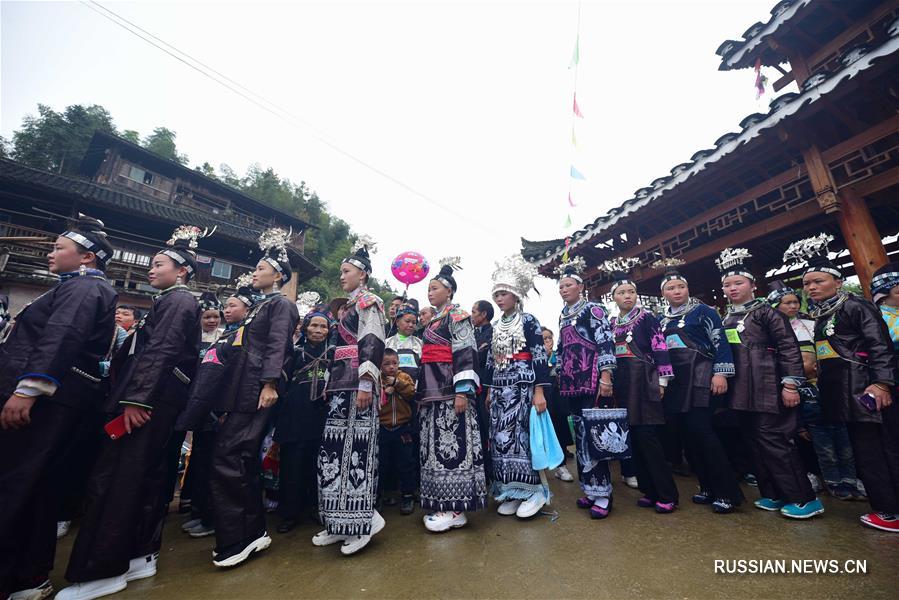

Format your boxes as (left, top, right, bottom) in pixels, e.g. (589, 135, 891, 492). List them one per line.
(62, 212, 114, 268)
(715, 247, 754, 281)
(433, 256, 462, 293)
(343, 235, 376, 274)
(783, 233, 841, 279)
(160, 224, 213, 281)
(553, 255, 586, 283)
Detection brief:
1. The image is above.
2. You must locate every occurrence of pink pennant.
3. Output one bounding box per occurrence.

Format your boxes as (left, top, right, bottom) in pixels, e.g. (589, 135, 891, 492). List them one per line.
(568, 192, 577, 207)
(573, 93, 584, 118)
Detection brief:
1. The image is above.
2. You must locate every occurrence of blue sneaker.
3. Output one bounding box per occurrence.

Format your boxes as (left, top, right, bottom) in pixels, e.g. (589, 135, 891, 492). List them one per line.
(754, 498, 785, 511)
(780, 499, 824, 519)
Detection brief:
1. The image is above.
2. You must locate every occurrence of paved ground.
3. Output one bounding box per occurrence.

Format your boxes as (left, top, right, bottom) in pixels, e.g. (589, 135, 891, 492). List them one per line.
(51, 464, 899, 600)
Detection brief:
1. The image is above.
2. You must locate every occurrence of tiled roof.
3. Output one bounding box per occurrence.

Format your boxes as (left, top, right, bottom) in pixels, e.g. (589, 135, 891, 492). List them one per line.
(0, 158, 321, 278)
(522, 28, 899, 266)
(715, 0, 813, 71)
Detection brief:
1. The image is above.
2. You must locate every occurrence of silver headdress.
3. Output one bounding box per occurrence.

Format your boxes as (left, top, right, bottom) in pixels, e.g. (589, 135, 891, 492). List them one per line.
(716, 247, 754, 281)
(651, 257, 686, 270)
(553, 255, 586, 282)
(296, 291, 322, 318)
(167, 225, 214, 249)
(439, 256, 462, 270)
(599, 257, 640, 274)
(258, 227, 292, 263)
(235, 272, 254, 289)
(491, 255, 537, 300)
(782, 233, 834, 267)
(352, 234, 377, 255)
(783, 233, 841, 278)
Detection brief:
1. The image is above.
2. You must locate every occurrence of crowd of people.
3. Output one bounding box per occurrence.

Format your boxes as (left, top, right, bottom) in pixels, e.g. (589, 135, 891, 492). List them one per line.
(0, 215, 897, 600)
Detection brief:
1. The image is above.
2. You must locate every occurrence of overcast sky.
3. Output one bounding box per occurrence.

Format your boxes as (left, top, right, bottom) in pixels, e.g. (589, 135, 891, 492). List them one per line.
(1, 0, 789, 332)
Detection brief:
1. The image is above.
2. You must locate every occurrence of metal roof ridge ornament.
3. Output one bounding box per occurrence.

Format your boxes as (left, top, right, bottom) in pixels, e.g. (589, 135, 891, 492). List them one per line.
(719, 0, 812, 70)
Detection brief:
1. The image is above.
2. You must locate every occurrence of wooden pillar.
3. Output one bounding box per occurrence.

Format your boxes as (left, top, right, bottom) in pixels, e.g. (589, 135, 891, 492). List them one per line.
(801, 145, 888, 297)
(836, 189, 888, 296)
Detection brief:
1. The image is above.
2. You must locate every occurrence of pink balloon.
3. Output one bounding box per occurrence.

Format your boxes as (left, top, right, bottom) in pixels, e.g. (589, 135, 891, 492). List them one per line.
(391, 251, 430, 286)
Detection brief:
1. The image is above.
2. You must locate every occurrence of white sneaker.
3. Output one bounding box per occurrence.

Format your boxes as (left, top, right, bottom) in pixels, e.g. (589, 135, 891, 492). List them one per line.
(55, 576, 127, 600)
(181, 518, 202, 532)
(423, 511, 467, 532)
(623, 476, 638, 488)
(125, 553, 158, 582)
(312, 530, 347, 546)
(555, 465, 574, 482)
(57, 520, 71, 539)
(9, 579, 53, 600)
(339, 534, 372, 555)
(497, 499, 522, 516)
(516, 492, 547, 518)
(212, 533, 272, 568)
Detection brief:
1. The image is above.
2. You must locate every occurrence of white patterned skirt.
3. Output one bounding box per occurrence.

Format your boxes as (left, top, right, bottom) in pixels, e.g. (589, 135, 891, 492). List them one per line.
(317, 390, 379, 535)
(418, 399, 487, 513)
(489, 382, 543, 500)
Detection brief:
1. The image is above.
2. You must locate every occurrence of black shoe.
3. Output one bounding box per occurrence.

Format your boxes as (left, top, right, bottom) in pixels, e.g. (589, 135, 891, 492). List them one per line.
(212, 532, 272, 568)
(712, 498, 736, 514)
(692, 490, 713, 504)
(400, 495, 415, 515)
(276, 520, 296, 534)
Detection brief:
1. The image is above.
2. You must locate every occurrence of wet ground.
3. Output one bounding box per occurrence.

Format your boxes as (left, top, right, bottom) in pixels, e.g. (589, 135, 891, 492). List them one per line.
(51, 464, 899, 600)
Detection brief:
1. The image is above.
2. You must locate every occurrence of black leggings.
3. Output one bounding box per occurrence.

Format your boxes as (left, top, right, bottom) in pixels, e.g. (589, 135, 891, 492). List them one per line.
(677, 407, 743, 504)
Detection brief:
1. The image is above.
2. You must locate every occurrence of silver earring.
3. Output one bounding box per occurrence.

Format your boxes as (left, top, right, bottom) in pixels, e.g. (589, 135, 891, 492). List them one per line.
(79, 264, 87, 276)
(176, 275, 183, 285)
(273, 280, 280, 293)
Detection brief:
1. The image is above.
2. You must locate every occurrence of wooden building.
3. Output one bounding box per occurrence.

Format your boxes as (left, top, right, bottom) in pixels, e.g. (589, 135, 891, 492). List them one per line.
(523, 0, 899, 306)
(0, 130, 320, 313)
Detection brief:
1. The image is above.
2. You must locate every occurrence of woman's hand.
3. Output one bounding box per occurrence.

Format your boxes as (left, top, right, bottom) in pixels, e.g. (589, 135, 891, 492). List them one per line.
(1, 394, 36, 430)
(782, 387, 800, 408)
(865, 384, 893, 410)
(258, 382, 279, 410)
(598, 372, 613, 398)
(123, 404, 151, 433)
(659, 386, 666, 399)
(532, 386, 547, 413)
(356, 390, 373, 410)
(454, 393, 468, 415)
(711, 374, 728, 396)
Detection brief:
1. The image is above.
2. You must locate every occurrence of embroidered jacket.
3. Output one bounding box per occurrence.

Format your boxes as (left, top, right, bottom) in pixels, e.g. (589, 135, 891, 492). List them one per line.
(386, 333, 423, 384)
(557, 300, 615, 397)
(326, 287, 386, 394)
(611, 306, 674, 381)
(660, 302, 735, 376)
(416, 303, 479, 403)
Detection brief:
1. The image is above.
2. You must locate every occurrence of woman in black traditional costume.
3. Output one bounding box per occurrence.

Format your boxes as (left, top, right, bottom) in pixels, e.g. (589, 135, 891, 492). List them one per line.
(0, 215, 117, 600)
(200, 228, 300, 567)
(275, 294, 332, 533)
(657, 261, 744, 514)
(60, 225, 205, 600)
(554, 256, 617, 519)
(603, 260, 679, 514)
(314, 237, 387, 555)
(795, 235, 898, 532)
(716, 247, 821, 520)
(416, 258, 488, 532)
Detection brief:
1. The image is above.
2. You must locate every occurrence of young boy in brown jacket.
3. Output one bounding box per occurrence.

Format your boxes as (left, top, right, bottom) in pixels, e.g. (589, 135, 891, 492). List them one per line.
(379, 349, 417, 515)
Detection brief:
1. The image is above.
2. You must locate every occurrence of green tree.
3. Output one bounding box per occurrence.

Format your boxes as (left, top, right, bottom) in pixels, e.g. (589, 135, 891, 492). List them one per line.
(11, 104, 116, 175)
(143, 127, 188, 164)
(0, 136, 9, 158)
(121, 129, 141, 144)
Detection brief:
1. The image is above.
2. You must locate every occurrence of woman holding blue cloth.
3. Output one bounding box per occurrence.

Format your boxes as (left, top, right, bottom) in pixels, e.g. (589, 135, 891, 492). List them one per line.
(485, 255, 553, 520)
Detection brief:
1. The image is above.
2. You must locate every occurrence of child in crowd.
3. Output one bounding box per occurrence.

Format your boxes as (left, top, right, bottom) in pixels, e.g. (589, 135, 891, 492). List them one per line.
(378, 349, 417, 515)
(386, 303, 423, 384)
